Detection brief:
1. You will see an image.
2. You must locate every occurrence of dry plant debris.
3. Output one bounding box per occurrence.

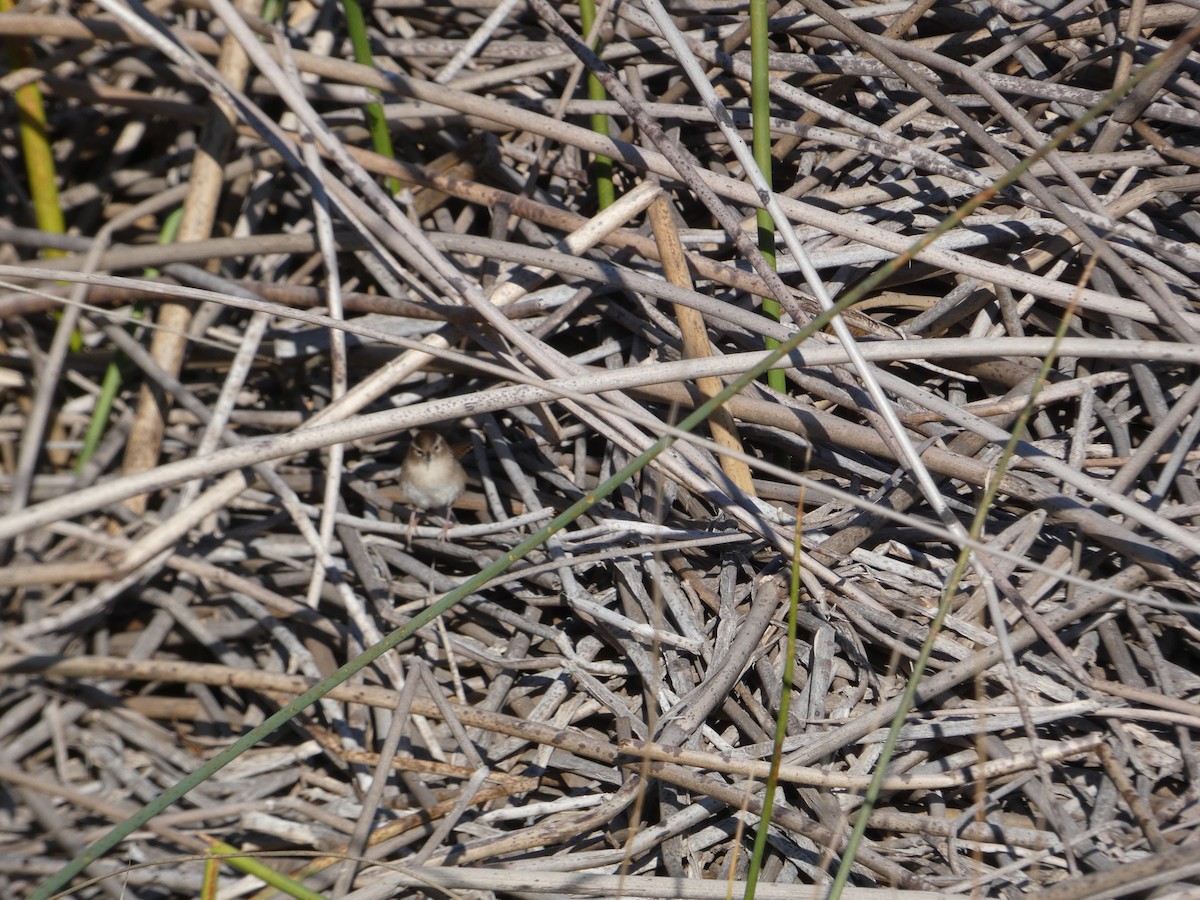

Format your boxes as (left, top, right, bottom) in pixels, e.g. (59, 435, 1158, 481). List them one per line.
(2, 0, 1200, 896)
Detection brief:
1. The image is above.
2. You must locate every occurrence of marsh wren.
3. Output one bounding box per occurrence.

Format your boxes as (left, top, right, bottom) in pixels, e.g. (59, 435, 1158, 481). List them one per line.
(397, 430, 467, 541)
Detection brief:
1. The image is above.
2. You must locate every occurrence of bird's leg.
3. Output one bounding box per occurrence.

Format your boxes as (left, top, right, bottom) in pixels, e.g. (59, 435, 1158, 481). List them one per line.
(438, 506, 455, 542)
(406, 508, 418, 548)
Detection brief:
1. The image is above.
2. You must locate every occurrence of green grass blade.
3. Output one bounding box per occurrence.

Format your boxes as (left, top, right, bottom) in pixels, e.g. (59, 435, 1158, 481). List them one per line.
(74, 208, 183, 473)
(750, 0, 784, 393)
(579, 0, 614, 208)
(744, 498, 803, 899)
(340, 0, 402, 195)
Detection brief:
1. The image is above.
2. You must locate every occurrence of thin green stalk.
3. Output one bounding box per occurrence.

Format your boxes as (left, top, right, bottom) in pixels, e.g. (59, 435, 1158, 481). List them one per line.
(340, 0, 402, 195)
(1, 0, 76, 350)
(744, 495, 803, 899)
(75, 208, 184, 473)
(205, 844, 330, 900)
(750, 0, 784, 393)
(0, 0, 65, 251)
(76, 847, 328, 900)
(579, 0, 614, 209)
(202, 854, 219, 900)
(73, 361, 125, 474)
(827, 274, 1082, 898)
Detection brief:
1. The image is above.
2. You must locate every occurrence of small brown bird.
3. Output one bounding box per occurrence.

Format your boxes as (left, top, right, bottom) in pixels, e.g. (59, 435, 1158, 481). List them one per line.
(397, 430, 467, 542)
